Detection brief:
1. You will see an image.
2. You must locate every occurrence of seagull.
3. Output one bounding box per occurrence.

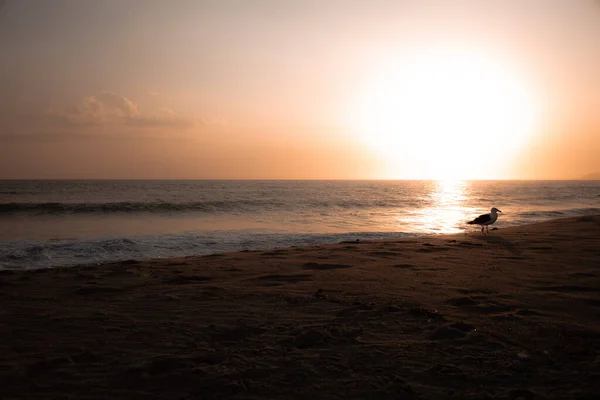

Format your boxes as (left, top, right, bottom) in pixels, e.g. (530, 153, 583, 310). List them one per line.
(468, 207, 502, 234)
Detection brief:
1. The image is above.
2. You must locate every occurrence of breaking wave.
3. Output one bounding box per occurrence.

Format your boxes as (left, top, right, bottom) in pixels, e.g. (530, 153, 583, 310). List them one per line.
(0, 231, 417, 270)
(0, 199, 421, 215)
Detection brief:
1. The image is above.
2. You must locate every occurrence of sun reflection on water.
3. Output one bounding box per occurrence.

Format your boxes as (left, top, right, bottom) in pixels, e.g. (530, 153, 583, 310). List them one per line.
(402, 180, 473, 234)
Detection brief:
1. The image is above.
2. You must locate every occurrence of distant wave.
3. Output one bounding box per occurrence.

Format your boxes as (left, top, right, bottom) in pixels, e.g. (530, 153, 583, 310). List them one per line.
(1, 201, 598, 217)
(0, 199, 428, 215)
(517, 208, 600, 219)
(0, 200, 281, 214)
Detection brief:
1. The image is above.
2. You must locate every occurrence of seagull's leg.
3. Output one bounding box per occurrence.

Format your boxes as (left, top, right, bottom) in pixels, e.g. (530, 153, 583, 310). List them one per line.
(480, 225, 484, 234)
(486, 225, 490, 235)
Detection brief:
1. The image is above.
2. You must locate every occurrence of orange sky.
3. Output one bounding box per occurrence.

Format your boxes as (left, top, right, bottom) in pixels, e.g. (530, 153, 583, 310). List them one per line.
(0, 0, 599, 180)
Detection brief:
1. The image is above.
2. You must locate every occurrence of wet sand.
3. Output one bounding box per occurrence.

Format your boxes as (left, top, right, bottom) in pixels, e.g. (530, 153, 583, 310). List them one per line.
(1, 215, 599, 399)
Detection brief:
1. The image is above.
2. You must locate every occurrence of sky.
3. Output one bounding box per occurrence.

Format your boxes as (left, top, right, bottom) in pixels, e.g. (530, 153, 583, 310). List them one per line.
(0, 0, 599, 180)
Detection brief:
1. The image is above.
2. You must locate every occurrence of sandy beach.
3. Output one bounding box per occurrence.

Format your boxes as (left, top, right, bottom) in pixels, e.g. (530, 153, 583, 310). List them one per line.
(1, 215, 599, 399)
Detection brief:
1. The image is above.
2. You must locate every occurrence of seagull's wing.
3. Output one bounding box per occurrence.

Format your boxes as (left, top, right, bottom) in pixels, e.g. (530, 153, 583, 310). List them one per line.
(470, 213, 492, 225)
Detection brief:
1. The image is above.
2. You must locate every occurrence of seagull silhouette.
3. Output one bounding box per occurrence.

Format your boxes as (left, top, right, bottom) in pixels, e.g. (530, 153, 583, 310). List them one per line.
(468, 207, 502, 234)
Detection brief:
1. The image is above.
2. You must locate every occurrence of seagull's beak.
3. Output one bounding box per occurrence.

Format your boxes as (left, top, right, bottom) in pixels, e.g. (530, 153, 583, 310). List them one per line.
(497, 210, 502, 213)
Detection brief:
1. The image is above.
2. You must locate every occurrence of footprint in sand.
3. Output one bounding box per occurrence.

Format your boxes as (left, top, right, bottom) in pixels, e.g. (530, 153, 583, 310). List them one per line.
(449, 321, 475, 332)
(222, 267, 242, 272)
(409, 307, 445, 320)
(105, 269, 140, 279)
(456, 289, 496, 295)
(72, 285, 124, 296)
(415, 245, 451, 253)
(445, 296, 480, 307)
(205, 253, 225, 258)
(367, 251, 400, 257)
(336, 304, 374, 317)
(529, 246, 555, 250)
(261, 249, 290, 257)
(446, 296, 518, 316)
(164, 275, 213, 285)
(508, 389, 538, 400)
(302, 262, 352, 270)
(568, 272, 597, 278)
(585, 298, 600, 307)
(454, 241, 484, 248)
(515, 309, 543, 316)
(534, 285, 600, 293)
(428, 326, 468, 340)
(249, 274, 313, 284)
(476, 302, 517, 314)
(197, 286, 227, 298)
(205, 323, 266, 343)
(424, 364, 467, 381)
(392, 264, 415, 269)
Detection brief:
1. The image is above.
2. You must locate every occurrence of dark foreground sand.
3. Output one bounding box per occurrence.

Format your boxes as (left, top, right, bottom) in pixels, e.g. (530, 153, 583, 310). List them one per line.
(1, 216, 600, 399)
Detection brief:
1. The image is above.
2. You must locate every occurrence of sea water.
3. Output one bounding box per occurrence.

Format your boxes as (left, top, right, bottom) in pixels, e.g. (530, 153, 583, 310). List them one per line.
(1, 180, 598, 269)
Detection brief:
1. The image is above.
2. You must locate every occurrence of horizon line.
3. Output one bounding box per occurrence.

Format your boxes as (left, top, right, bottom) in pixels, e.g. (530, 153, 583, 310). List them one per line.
(0, 178, 598, 182)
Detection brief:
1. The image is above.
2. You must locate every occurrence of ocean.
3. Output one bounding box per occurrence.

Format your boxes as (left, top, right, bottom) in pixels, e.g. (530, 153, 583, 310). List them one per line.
(1, 180, 598, 270)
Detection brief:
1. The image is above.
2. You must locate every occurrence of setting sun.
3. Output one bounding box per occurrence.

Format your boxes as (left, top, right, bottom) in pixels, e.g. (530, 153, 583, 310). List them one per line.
(353, 46, 540, 180)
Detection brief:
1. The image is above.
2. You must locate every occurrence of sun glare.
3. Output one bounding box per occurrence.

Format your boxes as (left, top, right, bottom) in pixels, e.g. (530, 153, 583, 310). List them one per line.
(354, 46, 540, 180)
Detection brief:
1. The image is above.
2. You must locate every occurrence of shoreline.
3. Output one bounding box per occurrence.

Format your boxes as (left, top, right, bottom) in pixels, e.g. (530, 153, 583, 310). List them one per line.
(2, 215, 599, 398)
(3, 209, 600, 271)
(47, 214, 600, 270)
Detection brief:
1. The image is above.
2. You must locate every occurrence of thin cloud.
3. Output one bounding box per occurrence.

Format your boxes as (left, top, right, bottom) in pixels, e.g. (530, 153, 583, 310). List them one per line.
(200, 116, 229, 128)
(0, 92, 226, 142)
(47, 92, 190, 128)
